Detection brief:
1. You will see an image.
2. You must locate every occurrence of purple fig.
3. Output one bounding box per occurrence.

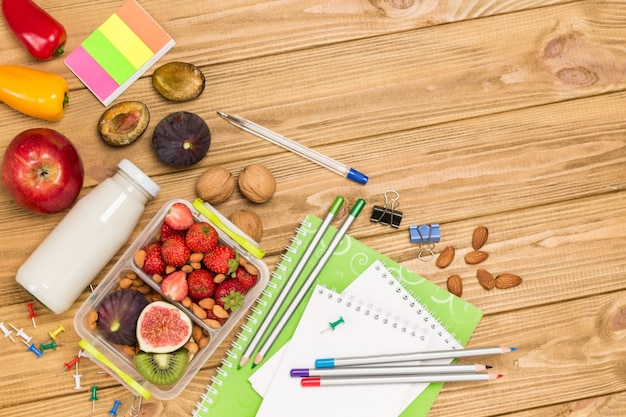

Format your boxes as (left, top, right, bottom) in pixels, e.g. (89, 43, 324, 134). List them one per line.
(152, 111, 211, 167)
(97, 288, 149, 346)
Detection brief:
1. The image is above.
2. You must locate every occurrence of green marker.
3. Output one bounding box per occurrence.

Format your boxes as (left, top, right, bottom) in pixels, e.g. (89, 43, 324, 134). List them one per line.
(238, 196, 345, 368)
(252, 198, 366, 368)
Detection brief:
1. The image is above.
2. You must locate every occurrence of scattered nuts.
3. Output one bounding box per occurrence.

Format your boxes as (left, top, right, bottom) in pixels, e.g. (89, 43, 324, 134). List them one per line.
(192, 324, 204, 342)
(243, 262, 259, 276)
(198, 297, 216, 310)
(118, 277, 134, 289)
(88, 310, 98, 330)
(465, 250, 489, 265)
(472, 226, 489, 250)
(133, 249, 146, 268)
(190, 252, 204, 263)
(181, 296, 192, 308)
(191, 303, 208, 319)
(238, 163, 276, 203)
(476, 269, 496, 290)
(197, 336, 210, 349)
(446, 275, 463, 297)
(203, 318, 222, 329)
(229, 210, 263, 242)
(196, 166, 236, 205)
(184, 340, 199, 355)
(212, 304, 229, 319)
(495, 273, 523, 289)
(213, 273, 226, 284)
(435, 246, 455, 268)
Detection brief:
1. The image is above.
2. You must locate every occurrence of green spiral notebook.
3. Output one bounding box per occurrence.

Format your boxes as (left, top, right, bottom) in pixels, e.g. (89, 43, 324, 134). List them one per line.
(193, 214, 483, 417)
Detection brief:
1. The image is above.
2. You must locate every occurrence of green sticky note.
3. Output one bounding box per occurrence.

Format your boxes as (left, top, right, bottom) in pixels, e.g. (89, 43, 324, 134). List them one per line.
(82, 28, 137, 85)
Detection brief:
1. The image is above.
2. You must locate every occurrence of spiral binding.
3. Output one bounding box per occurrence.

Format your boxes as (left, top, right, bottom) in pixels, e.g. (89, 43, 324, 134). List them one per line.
(193, 218, 314, 416)
(370, 262, 460, 349)
(313, 285, 429, 340)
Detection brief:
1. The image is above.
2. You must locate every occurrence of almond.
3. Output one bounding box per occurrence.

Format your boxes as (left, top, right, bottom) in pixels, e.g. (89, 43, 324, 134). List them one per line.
(495, 273, 523, 289)
(212, 304, 229, 319)
(191, 303, 208, 319)
(435, 246, 455, 268)
(446, 275, 463, 297)
(472, 226, 489, 250)
(133, 249, 146, 268)
(198, 297, 216, 310)
(465, 250, 489, 265)
(203, 318, 222, 329)
(243, 262, 259, 275)
(476, 269, 496, 290)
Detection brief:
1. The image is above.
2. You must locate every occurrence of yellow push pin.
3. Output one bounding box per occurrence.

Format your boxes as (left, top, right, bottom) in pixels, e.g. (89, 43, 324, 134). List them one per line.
(41, 324, 65, 345)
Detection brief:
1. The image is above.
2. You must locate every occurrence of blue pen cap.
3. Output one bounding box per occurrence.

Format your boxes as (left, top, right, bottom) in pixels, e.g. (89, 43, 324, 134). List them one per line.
(347, 168, 368, 185)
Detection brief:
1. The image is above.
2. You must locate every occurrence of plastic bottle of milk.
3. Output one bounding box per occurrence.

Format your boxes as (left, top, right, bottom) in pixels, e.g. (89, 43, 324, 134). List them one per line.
(16, 159, 160, 314)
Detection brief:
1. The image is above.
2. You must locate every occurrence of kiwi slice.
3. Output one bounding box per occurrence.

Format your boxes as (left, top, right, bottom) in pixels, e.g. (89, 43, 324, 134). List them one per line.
(134, 348, 189, 386)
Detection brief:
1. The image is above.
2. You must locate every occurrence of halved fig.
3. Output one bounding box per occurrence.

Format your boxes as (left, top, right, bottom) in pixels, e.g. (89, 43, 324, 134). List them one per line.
(152, 111, 211, 167)
(136, 301, 193, 354)
(152, 62, 205, 102)
(98, 101, 150, 146)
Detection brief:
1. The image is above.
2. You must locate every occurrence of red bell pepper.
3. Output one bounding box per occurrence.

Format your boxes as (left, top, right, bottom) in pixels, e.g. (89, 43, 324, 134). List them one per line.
(2, 0, 67, 60)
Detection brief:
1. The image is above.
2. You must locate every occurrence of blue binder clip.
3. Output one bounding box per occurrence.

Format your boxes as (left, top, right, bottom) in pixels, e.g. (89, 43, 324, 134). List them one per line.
(409, 224, 440, 261)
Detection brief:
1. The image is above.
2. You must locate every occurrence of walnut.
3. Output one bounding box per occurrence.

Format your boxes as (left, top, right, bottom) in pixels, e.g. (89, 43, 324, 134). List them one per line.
(196, 166, 235, 205)
(237, 164, 276, 203)
(229, 210, 263, 242)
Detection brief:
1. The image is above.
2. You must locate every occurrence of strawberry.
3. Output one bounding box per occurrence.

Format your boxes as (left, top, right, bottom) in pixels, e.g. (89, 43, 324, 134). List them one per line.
(141, 242, 166, 275)
(187, 269, 215, 301)
(214, 279, 245, 312)
(164, 202, 194, 231)
(185, 221, 218, 253)
(160, 221, 185, 241)
(160, 270, 188, 301)
(203, 245, 238, 276)
(161, 237, 191, 267)
(234, 265, 257, 293)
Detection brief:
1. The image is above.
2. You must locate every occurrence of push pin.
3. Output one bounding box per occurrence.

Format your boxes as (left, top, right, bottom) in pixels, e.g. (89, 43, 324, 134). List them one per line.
(40, 340, 60, 352)
(108, 399, 122, 416)
(57, 355, 80, 375)
(41, 324, 65, 345)
(321, 316, 345, 333)
(409, 224, 441, 262)
(0, 321, 15, 343)
(73, 362, 83, 390)
(89, 385, 99, 415)
(370, 190, 403, 228)
(9, 323, 33, 344)
(27, 303, 37, 328)
(21, 339, 43, 358)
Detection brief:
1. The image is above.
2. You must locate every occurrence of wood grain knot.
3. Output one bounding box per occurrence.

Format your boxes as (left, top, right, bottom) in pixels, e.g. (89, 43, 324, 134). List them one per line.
(556, 67, 598, 86)
(543, 36, 567, 58)
(609, 306, 626, 332)
(386, 0, 414, 9)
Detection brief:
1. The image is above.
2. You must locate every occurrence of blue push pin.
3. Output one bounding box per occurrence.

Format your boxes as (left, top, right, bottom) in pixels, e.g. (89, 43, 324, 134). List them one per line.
(21, 339, 43, 358)
(108, 399, 121, 416)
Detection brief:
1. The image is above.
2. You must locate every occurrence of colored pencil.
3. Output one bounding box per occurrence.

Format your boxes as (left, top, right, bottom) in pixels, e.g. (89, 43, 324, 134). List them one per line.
(301, 372, 502, 387)
(252, 198, 367, 367)
(238, 196, 345, 368)
(315, 346, 516, 368)
(291, 363, 491, 378)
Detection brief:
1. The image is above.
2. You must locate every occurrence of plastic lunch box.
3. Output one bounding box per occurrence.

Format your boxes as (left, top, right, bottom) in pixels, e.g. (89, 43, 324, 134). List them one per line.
(74, 198, 269, 400)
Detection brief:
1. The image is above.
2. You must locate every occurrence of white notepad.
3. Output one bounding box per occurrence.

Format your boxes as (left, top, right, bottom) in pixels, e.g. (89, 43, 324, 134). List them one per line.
(251, 265, 433, 417)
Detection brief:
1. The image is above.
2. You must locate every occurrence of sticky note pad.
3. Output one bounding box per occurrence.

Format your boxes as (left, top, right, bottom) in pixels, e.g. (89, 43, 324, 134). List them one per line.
(65, 0, 175, 106)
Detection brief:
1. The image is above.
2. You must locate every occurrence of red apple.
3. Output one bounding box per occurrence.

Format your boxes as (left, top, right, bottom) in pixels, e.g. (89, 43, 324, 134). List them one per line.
(1, 128, 84, 214)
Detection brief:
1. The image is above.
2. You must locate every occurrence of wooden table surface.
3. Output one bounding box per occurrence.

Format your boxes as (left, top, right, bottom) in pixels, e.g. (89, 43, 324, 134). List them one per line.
(2, 0, 626, 416)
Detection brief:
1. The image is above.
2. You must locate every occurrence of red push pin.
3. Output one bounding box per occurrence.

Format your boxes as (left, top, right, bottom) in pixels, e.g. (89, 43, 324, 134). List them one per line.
(27, 303, 37, 328)
(56, 355, 80, 375)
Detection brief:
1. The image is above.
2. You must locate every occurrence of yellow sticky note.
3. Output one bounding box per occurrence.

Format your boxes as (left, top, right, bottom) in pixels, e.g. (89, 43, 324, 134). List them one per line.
(99, 13, 153, 69)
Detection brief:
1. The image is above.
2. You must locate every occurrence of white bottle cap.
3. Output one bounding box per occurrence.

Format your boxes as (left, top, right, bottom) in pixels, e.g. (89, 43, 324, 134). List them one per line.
(117, 159, 160, 198)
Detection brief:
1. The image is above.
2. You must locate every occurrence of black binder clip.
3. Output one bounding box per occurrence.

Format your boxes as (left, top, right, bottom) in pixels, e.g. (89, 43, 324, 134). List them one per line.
(409, 224, 440, 261)
(370, 190, 402, 228)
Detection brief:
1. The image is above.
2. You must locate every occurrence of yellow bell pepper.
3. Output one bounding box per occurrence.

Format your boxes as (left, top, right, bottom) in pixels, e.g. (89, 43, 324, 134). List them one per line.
(0, 65, 69, 121)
